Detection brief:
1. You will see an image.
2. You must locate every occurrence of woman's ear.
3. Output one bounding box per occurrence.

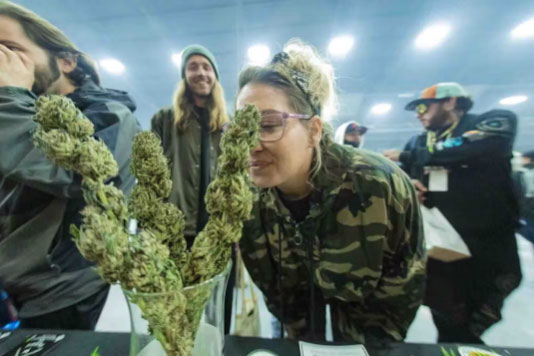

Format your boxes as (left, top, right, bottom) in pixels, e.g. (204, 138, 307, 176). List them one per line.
(308, 116, 323, 147)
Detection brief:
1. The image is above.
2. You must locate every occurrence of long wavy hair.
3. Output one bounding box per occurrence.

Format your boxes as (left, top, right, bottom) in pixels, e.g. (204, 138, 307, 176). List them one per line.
(172, 80, 229, 132)
(0, 1, 100, 86)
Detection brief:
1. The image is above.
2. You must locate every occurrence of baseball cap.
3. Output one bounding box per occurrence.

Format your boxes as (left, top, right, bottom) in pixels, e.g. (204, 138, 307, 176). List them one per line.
(405, 82, 473, 111)
(345, 122, 368, 135)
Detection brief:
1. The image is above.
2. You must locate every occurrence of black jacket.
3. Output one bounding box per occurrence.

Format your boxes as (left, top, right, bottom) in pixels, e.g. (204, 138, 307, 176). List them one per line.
(0, 80, 141, 317)
(400, 110, 519, 234)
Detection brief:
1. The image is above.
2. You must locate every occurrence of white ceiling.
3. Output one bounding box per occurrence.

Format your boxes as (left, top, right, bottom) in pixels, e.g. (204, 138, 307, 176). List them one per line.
(15, 0, 534, 151)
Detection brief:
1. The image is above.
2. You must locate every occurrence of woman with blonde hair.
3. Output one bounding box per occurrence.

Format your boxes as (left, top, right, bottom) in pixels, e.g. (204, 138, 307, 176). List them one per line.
(236, 40, 426, 345)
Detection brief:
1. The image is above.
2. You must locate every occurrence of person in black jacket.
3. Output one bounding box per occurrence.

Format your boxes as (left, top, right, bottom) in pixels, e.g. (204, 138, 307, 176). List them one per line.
(383, 82, 522, 343)
(516, 150, 534, 244)
(0, 1, 141, 330)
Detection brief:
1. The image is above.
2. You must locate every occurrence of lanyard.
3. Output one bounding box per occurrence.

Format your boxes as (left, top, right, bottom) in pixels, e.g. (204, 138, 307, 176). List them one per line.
(426, 120, 459, 153)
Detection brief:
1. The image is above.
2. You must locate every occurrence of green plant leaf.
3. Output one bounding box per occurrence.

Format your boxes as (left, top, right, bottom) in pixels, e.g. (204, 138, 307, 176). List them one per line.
(90, 346, 100, 356)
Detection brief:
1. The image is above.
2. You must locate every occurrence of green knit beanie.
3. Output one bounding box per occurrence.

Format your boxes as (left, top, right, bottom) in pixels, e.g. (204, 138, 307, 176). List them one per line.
(181, 44, 219, 80)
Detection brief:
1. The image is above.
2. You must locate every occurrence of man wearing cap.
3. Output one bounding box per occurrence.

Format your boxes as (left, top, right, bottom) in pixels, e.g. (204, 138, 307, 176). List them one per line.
(384, 82, 522, 343)
(334, 121, 368, 148)
(150, 44, 233, 330)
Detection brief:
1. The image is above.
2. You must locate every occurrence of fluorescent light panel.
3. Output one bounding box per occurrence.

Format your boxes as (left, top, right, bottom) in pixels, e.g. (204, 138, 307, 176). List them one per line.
(247, 44, 271, 66)
(99, 58, 125, 75)
(499, 95, 528, 105)
(415, 24, 451, 50)
(371, 103, 392, 115)
(328, 35, 355, 57)
(171, 53, 182, 68)
(511, 18, 534, 39)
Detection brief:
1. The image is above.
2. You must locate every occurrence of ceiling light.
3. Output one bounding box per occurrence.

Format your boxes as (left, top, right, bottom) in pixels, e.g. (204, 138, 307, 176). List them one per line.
(171, 52, 182, 68)
(328, 35, 355, 57)
(499, 95, 528, 105)
(99, 58, 125, 75)
(415, 23, 451, 50)
(370, 103, 392, 115)
(511, 18, 534, 39)
(247, 44, 271, 66)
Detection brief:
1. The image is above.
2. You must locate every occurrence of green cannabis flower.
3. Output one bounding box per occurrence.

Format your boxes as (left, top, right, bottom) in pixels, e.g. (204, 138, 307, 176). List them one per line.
(128, 132, 188, 270)
(35, 95, 94, 137)
(33, 95, 260, 356)
(34, 96, 118, 183)
(185, 104, 260, 285)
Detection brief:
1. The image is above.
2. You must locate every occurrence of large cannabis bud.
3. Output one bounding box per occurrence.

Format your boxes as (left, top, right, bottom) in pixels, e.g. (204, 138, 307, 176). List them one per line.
(128, 132, 188, 271)
(34, 96, 126, 284)
(33, 95, 260, 356)
(127, 132, 190, 355)
(34, 96, 117, 181)
(184, 105, 260, 285)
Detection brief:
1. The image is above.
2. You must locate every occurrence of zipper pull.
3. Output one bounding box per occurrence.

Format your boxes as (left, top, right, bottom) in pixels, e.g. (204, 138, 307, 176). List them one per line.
(293, 228, 303, 246)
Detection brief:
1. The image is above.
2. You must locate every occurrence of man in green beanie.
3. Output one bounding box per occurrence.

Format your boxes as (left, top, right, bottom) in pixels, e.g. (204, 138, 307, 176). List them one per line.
(151, 44, 228, 247)
(150, 44, 233, 331)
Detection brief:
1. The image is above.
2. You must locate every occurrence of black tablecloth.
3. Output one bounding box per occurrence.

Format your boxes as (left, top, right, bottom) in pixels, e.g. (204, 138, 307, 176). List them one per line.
(225, 336, 534, 356)
(1, 330, 533, 356)
(0, 329, 130, 355)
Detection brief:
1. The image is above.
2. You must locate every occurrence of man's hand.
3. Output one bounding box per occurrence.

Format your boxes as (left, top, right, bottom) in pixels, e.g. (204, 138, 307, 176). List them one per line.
(0, 44, 34, 90)
(412, 179, 427, 203)
(383, 149, 401, 162)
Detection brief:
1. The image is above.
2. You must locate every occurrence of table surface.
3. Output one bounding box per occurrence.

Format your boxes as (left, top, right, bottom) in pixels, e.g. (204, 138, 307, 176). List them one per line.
(1, 330, 533, 356)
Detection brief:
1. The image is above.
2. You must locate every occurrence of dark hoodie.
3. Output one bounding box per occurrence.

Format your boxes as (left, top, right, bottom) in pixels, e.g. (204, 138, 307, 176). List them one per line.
(399, 111, 522, 334)
(0, 80, 141, 317)
(399, 110, 519, 234)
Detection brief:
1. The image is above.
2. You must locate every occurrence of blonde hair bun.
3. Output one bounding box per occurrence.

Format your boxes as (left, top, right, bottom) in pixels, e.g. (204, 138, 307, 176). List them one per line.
(279, 39, 338, 121)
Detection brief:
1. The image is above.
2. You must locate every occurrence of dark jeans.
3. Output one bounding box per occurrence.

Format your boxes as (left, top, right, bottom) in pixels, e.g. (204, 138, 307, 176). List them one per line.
(425, 229, 521, 344)
(426, 259, 485, 343)
(430, 307, 484, 344)
(19, 286, 109, 331)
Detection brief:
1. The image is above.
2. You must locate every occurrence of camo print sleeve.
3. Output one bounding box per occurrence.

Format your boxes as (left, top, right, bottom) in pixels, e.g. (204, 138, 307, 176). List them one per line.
(240, 145, 426, 343)
(331, 161, 426, 343)
(239, 194, 311, 335)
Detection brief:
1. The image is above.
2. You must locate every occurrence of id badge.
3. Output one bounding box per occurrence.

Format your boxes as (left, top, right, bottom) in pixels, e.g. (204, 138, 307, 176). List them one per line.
(428, 167, 448, 192)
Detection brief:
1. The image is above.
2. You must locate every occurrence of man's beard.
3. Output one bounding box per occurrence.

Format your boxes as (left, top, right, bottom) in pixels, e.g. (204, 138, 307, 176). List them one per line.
(190, 85, 213, 99)
(428, 105, 450, 131)
(32, 54, 61, 95)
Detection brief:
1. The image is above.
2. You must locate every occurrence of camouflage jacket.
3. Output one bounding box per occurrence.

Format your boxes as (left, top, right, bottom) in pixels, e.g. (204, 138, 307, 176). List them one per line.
(240, 142, 426, 344)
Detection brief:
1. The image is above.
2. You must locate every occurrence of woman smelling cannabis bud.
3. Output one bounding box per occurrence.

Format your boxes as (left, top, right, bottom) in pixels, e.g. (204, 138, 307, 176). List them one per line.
(236, 40, 426, 345)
